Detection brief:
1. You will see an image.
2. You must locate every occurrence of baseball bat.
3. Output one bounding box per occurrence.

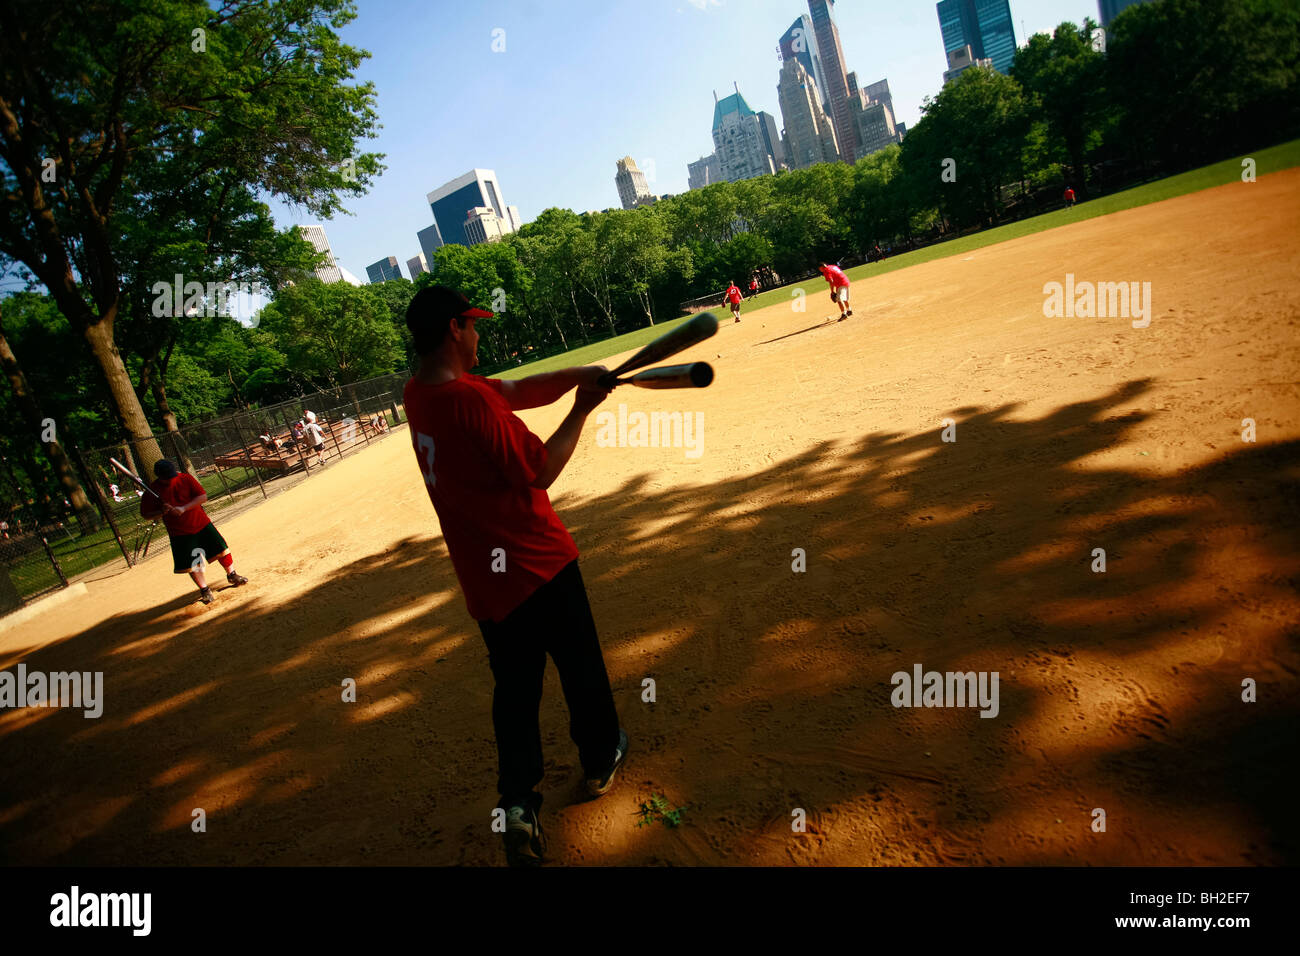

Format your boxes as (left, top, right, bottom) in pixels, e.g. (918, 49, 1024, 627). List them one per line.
(109, 457, 163, 501)
(597, 312, 719, 388)
(612, 362, 714, 389)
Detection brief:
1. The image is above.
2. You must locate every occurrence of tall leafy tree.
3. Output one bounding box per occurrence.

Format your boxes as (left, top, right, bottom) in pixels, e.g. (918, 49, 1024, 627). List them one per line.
(1105, 0, 1300, 169)
(0, 0, 382, 475)
(1012, 20, 1106, 194)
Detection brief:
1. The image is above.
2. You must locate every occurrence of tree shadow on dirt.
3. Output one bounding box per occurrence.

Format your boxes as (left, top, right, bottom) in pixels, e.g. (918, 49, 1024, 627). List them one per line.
(0, 379, 1296, 865)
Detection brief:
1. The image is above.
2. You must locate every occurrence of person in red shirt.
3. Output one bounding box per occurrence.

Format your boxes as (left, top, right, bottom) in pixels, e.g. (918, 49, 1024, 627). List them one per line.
(140, 459, 248, 605)
(724, 281, 743, 323)
(748, 276, 759, 298)
(819, 263, 852, 321)
(1064, 186, 1076, 207)
(403, 284, 627, 867)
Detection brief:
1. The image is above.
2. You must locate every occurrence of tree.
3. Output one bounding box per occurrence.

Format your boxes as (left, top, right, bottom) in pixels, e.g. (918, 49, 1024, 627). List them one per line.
(259, 280, 403, 389)
(1012, 20, 1106, 194)
(0, 0, 382, 477)
(0, 297, 98, 530)
(1105, 0, 1300, 169)
(902, 68, 1030, 230)
(605, 208, 672, 326)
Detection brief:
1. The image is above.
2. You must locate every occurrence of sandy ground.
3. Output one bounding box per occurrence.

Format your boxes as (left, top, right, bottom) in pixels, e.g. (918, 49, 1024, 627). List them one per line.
(2, 171, 1298, 866)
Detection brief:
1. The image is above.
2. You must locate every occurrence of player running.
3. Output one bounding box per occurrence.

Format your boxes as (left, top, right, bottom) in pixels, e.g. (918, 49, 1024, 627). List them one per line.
(140, 459, 248, 605)
(820, 262, 852, 321)
(724, 280, 743, 323)
(403, 284, 628, 868)
(1064, 186, 1077, 208)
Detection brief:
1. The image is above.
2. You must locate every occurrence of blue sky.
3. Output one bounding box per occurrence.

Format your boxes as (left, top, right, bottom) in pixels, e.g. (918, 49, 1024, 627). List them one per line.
(274, 0, 1106, 281)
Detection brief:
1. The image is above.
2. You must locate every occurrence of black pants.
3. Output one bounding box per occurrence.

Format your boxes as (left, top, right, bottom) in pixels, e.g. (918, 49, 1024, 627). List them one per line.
(477, 560, 619, 811)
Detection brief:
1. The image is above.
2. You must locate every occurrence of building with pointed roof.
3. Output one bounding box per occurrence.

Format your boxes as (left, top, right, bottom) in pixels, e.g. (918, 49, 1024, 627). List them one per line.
(711, 86, 782, 182)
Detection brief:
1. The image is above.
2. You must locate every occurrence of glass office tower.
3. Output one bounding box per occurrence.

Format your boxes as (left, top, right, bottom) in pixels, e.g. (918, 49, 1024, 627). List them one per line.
(936, 0, 1017, 75)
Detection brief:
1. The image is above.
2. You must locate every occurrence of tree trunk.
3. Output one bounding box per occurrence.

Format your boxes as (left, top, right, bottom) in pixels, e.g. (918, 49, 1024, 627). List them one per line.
(0, 310, 100, 533)
(82, 318, 164, 475)
(149, 375, 196, 476)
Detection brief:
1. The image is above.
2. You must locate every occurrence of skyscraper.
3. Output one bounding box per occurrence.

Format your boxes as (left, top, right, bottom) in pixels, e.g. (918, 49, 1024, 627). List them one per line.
(943, 44, 993, 84)
(687, 153, 722, 190)
(365, 256, 401, 284)
(778, 14, 830, 110)
(936, 0, 1017, 75)
(614, 156, 653, 209)
(299, 225, 343, 284)
(755, 112, 785, 170)
(1098, 0, 1150, 28)
(416, 223, 443, 265)
(712, 87, 780, 182)
(861, 79, 896, 121)
(463, 207, 512, 245)
(777, 57, 840, 169)
(807, 0, 856, 163)
(426, 169, 519, 249)
(844, 73, 904, 158)
(406, 253, 429, 280)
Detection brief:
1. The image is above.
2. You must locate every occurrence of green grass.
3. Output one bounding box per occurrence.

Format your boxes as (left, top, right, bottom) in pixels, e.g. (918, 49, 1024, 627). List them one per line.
(492, 138, 1300, 381)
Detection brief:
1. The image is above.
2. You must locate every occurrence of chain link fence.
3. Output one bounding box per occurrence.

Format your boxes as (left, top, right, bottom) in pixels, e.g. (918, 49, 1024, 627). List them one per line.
(1, 370, 411, 615)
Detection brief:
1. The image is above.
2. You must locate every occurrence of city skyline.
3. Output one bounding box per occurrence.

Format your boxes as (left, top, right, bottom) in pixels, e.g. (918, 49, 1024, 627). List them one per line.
(268, 0, 1106, 281)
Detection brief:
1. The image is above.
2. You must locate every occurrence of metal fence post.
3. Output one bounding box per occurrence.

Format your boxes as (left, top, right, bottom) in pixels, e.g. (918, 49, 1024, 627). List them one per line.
(283, 406, 310, 475)
(41, 536, 68, 588)
(74, 445, 133, 568)
(228, 414, 269, 500)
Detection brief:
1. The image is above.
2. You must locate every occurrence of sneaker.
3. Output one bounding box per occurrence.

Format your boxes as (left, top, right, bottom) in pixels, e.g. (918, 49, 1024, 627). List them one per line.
(846, 309, 853, 317)
(198, 587, 214, 605)
(503, 804, 546, 867)
(586, 728, 629, 797)
(227, 572, 248, 586)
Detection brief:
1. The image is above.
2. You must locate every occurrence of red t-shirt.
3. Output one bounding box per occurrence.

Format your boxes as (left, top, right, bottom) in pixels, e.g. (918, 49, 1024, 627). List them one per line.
(403, 374, 579, 623)
(725, 285, 742, 304)
(821, 265, 850, 287)
(141, 473, 211, 535)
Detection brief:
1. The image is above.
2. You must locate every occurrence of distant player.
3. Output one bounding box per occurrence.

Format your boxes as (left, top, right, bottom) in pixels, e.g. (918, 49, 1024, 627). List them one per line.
(140, 459, 248, 605)
(304, 418, 327, 466)
(1064, 186, 1076, 208)
(403, 284, 627, 868)
(748, 276, 759, 298)
(819, 263, 852, 321)
(724, 280, 743, 323)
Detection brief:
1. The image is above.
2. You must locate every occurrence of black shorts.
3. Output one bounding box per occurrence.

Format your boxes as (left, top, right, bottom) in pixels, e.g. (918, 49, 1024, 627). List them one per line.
(168, 522, 229, 574)
(313, 443, 325, 452)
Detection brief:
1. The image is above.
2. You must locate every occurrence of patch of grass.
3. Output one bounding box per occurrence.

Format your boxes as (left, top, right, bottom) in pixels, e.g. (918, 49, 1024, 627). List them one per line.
(636, 793, 687, 829)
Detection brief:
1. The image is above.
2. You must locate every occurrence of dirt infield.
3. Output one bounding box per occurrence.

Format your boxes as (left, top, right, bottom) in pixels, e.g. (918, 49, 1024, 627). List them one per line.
(3, 171, 1297, 866)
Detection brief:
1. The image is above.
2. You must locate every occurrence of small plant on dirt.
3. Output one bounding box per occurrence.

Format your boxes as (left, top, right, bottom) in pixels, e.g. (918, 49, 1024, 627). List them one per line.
(636, 793, 686, 829)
